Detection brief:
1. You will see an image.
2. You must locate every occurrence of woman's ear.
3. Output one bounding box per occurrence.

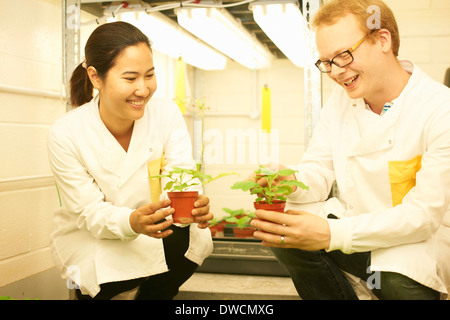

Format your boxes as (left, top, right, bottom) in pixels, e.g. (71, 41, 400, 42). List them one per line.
(87, 66, 102, 90)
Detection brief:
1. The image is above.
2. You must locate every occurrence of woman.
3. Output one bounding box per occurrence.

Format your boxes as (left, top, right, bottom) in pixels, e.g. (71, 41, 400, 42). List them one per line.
(48, 21, 213, 299)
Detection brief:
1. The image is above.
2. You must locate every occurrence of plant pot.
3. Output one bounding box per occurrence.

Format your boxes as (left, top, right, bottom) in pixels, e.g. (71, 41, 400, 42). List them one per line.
(209, 221, 225, 233)
(233, 226, 256, 238)
(167, 191, 198, 224)
(253, 200, 286, 213)
(209, 221, 226, 237)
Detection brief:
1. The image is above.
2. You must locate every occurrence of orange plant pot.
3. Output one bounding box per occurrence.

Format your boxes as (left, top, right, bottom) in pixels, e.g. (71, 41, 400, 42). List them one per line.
(167, 191, 198, 224)
(233, 226, 256, 238)
(253, 200, 286, 213)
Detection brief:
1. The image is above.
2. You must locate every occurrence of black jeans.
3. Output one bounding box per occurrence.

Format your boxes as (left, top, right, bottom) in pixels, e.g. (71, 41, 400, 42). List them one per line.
(76, 224, 198, 300)
(271, 248, 440, 300)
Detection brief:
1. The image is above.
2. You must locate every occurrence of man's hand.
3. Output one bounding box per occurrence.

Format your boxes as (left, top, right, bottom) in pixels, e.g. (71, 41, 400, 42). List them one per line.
(250, 209, 331, 251)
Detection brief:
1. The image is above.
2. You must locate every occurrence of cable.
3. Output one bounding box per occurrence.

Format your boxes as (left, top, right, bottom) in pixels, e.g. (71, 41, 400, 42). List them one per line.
(80, 0, 258, 26)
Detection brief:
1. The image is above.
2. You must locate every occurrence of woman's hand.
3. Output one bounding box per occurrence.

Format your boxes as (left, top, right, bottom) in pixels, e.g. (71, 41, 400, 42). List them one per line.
(250, 209, 331, 251)
(129, 199, 174, 239)
(192, 195, 213, 229)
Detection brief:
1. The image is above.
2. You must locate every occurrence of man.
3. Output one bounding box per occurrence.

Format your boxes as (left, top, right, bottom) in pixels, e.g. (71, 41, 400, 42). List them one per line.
(250, 0, 450, 299)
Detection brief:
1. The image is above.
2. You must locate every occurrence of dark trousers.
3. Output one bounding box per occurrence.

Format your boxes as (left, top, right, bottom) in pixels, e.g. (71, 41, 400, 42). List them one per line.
(76, 224, 198, 300)
(271, 248, 440, 300)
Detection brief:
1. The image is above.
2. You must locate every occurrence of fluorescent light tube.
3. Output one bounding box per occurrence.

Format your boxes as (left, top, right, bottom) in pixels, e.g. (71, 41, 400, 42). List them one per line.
(250, 1, 310, 67)
(176, 7, 272, 69)
(113, 11, 228, 70)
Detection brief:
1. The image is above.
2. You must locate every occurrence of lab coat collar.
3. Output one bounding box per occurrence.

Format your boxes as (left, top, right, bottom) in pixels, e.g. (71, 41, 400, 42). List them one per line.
(347, 100, 396, 157)
(89, 96, 154, 182)
(346, 60, 416, 157)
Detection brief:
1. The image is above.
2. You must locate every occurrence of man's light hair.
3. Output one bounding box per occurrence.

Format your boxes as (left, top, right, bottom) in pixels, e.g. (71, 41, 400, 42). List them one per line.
(311, 0, 400, 57)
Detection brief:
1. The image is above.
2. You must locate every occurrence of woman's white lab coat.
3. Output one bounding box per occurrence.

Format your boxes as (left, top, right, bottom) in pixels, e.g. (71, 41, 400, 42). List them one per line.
(289, 61, 450, 297)
(48, 96, 213, 297)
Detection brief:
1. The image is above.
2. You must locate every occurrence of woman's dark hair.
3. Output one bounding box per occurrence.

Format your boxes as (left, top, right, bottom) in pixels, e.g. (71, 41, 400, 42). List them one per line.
(70, 21, 151, 107)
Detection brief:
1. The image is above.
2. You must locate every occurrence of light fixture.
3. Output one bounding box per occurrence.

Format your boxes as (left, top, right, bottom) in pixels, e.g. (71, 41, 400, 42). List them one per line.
(112, 11, 228, 70)
(176, 6, 273, 69)
(250, 0, 312, 68)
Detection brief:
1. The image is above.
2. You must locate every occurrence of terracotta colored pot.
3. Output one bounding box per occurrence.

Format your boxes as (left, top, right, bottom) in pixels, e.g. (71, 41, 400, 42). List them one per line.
(233, 226, 256, 238)
(253, 200, 286, 213)
(167, 191, 198, 224)
(209, 227, 217, 237)
(209, 221, 226, 237)
(209, 221, 225, 233)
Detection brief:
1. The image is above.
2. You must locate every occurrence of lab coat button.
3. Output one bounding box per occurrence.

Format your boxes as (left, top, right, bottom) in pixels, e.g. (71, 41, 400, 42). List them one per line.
(149, 147, 153, 152)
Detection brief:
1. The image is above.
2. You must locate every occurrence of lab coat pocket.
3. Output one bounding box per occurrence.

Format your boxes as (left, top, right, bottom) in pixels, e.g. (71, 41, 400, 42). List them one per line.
(147, 156, 165, 202)
(388, 155, 422, 207)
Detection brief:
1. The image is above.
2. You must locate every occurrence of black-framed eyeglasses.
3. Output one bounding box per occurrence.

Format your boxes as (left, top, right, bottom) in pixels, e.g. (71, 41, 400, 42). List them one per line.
(315, 33, 371, 73)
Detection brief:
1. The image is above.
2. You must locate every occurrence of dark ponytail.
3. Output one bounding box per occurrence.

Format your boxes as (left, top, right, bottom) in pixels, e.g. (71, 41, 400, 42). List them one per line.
(69, 63, 94, 107)
(69, 21, 152, 107)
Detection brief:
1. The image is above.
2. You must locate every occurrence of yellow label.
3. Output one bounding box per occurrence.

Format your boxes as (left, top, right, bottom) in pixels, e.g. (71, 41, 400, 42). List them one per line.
(147, 156, 166, 202)
(388, 155, 422, 206)
(262, 85, 271, 133)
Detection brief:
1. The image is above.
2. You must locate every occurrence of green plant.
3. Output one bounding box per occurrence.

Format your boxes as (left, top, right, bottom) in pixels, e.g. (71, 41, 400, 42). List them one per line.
(222, 207, 247, 219)
(222, 208, 255, 229)
(175, 96, 210, 121)
(231, 165, 308, 204)
(150, 167, 237, 192)
(228, 214, 256, 229)
(208, 217, 223, 227)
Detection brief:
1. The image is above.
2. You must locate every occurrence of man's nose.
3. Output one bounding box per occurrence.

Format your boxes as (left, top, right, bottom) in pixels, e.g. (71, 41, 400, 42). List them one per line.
(329, 62, 346, 79)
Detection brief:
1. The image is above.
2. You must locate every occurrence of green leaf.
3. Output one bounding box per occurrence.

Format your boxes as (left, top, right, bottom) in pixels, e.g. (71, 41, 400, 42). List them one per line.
(275, 186, 293, 195)
(276, 168, 298, 176)
(256, 165, 276, 176)
(282, 180, 309, 190)
(149, 174, 169, 179)
(164, 181, 175, 190)
(249, 186, 263, 195)
(231, 180, 259, 191)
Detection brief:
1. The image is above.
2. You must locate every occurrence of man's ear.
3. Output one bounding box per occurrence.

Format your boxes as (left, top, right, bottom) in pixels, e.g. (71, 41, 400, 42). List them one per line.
(87, 66, 102, 90)
(377, 28, 392, 54)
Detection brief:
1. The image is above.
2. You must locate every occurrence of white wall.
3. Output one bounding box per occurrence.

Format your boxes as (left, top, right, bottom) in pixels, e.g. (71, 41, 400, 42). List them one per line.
(0, 0, 448, 299)
(195, 59, 309, 217)
(0, 0, 67, 298)
(0, 0, 186, 300)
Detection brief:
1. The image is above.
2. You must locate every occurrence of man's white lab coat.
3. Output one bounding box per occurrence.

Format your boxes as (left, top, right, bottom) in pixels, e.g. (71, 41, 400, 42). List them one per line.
(289, 61, 450, 297)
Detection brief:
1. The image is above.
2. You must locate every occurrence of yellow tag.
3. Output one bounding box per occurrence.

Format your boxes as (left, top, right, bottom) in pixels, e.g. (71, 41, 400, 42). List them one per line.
(175, 57, 186, 114)
(147, 156, 165, 202)
(388, 155, 422, 206)
(262, 85, 271, 133)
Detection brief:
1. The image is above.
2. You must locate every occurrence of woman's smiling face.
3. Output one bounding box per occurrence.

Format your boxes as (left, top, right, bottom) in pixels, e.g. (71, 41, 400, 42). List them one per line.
(95, 42, 157, 129)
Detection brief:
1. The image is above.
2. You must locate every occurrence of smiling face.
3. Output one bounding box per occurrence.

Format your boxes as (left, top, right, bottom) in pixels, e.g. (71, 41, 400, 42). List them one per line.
(89, 42, 157, 132)
(315, 13, 385, 101)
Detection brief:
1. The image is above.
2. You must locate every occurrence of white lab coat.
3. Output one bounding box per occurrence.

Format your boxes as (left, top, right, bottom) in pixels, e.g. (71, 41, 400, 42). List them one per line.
(48, 95, 213, 297)
(288, 61, 450, 297)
